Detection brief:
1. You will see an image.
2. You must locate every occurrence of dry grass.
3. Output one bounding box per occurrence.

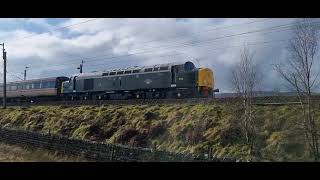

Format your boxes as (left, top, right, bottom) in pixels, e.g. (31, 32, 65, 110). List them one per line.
(0, 143, 87, 162)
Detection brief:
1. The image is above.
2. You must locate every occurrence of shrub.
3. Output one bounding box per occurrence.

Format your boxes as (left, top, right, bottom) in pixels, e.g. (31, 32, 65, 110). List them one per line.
(128, 132, 148, 147)
(143, 111, 158, 121)
(118, 129, 140, 143)
(149, 124, 166, 138)
(220, 125, 243, 146)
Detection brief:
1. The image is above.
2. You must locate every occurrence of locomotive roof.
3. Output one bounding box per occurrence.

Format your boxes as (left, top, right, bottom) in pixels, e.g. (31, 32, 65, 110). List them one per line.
(75, 61, 192, 78)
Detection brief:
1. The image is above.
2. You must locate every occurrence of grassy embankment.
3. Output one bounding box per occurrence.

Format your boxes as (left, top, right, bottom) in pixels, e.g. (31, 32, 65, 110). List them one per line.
(0, 103, 317, 161)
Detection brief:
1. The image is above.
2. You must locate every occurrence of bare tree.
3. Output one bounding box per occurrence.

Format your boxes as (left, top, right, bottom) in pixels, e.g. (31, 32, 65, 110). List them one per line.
(274, 18, 320, 160)
(230, 44, 262, 156)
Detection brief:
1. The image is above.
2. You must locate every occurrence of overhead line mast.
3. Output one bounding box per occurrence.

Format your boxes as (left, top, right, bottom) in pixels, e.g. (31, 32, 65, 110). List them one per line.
(24, 66, 29, 81)
(1, 43, 6, 109)
(77, 60, 85, 73)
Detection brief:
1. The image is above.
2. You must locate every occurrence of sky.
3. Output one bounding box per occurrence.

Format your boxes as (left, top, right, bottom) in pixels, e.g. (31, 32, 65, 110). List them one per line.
(0, 18, 311, 92)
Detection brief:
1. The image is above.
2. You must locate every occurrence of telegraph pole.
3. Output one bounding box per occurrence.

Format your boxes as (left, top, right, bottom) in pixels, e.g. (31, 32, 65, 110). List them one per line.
(1, 43, 6, 109)
(24, 66, 29, 81)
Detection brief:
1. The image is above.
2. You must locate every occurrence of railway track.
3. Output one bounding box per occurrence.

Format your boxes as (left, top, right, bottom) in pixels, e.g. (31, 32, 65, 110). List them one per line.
(5, 95, 318, 107)
(6, 98, 217, 107)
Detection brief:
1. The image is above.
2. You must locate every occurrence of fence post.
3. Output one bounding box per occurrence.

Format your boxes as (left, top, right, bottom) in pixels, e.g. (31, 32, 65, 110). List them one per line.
(110, 144, 115, 162)
(208, 146, 213, 161)
(153, 142, 157, 161)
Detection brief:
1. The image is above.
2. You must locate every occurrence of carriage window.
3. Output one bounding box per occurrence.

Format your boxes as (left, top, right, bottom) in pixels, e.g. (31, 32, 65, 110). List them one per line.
(33, 82, 40, 89)
(153, 67, 160, 71)
(28, 84, 33, 89)
(20, 84, 25, 90)
(102, 73, 109, 76)
(109, 72, 116, 76)
(125, 70, 132, 74)
(84, 79, 94, 90)
(133, 69, 140, 73)
(41, 82, 48, 88)
(160, 66, 169, 70)
(117, 71, 124, 75)
(11, 85, 17, 91)
(145, 68, 153, 72)
(49, 81, 56, 88)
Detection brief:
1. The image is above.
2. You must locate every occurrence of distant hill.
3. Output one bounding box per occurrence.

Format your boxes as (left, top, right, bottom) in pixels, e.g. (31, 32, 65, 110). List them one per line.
(214, 91, 300, 98)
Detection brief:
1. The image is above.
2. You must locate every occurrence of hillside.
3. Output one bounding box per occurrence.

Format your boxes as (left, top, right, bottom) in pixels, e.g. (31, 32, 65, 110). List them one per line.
(0, 103, 316, 161)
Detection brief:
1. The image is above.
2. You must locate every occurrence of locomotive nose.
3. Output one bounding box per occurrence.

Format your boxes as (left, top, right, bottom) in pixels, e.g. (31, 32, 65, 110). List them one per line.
(197, 68, 214, 89)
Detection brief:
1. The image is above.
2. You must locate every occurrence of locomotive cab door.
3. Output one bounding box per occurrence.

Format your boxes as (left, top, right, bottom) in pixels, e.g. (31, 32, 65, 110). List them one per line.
(112, 77, 122, 90)
(72, 76, 77, 92)
(171, 66, 178, 84)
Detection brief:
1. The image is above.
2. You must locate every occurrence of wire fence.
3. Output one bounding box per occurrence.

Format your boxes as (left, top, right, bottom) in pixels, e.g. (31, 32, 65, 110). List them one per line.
(0, 127, 240, 162)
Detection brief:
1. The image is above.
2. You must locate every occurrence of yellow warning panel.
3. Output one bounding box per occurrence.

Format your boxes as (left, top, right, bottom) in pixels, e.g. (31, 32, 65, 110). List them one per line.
(198, 68, 214, 89)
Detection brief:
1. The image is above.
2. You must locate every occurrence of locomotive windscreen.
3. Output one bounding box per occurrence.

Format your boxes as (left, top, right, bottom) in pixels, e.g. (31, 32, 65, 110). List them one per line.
(184, 61, 196, 71)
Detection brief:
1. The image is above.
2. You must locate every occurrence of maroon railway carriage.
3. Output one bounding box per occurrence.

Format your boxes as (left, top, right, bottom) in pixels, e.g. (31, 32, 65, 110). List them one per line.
(0, 76, 69, 102)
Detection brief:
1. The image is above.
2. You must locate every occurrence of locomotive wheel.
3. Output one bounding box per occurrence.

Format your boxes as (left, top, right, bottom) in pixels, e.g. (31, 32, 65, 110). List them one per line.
(161, 92, 166, 99)
(105, 94, 110, 100)
(81, 96, 88, 100)
(91, 96, 97, 100)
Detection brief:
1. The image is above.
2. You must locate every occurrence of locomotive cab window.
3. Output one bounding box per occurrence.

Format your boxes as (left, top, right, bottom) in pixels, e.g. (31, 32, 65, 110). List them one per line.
(184, 61, 196, 71)
(84, 79, 94, 90)
(125, 70, 132, 74)
(102, 73, 109, 76)
(109, 72, 116, 76)
(153, 67, 160, 71)
(117, 71, 124, 75)
(133, 69, 140, 73)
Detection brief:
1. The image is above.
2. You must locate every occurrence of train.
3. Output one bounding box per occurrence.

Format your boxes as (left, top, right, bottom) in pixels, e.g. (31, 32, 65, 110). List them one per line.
(0, 61, 217, 102)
